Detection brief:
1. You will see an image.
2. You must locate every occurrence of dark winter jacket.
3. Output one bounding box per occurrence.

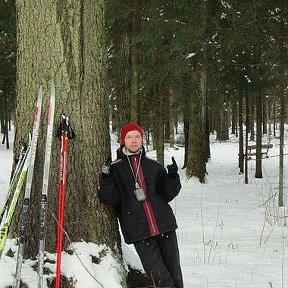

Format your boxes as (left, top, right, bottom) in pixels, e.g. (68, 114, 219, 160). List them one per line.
(98, 146, 181, 244)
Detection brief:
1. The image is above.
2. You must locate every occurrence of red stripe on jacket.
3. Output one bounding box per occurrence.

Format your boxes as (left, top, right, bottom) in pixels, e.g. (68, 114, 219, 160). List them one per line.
(132, 156, 159, 237)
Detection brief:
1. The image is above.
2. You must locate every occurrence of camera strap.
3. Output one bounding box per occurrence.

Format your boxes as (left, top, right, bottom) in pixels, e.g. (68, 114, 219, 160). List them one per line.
(126, 149, 143, 188)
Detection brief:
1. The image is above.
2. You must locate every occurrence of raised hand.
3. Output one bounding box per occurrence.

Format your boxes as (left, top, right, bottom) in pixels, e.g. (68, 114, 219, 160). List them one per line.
(167, 156, 178, 178)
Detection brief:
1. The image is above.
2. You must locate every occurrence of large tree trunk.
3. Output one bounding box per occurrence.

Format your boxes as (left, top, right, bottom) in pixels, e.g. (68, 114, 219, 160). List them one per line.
(216, 106, 229, 141)
(110, 0, 131, 136)
(186, 69, 207, 183)
(13, 0, 121, 266)
(130, 0, 140, 122)
(185, 1, 207, 183)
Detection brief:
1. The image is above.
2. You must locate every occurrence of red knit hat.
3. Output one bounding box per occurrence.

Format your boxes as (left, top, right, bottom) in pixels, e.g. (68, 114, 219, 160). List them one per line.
(121, 123, 144, 144)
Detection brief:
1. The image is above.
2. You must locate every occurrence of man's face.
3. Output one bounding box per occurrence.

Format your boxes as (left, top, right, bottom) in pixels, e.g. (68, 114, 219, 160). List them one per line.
(124, 130, 142, 153)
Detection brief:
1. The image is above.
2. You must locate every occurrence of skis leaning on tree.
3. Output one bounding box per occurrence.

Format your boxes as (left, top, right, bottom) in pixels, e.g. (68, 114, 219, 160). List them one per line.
(14, 84, 44, 288)
(14, 82, 56, 288)
(0, 141, 31, 259)
(37, 81, 56, 288)
(0, 142, 29, 226)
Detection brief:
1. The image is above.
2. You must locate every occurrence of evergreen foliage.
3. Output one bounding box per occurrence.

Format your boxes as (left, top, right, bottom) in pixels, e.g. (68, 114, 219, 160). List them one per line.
(1, 1, 287, 176)
(0, 0, 16, 125)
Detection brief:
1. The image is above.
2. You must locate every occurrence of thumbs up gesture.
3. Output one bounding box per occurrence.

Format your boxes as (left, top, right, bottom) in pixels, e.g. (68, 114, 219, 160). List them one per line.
(167, 157, 179, 178)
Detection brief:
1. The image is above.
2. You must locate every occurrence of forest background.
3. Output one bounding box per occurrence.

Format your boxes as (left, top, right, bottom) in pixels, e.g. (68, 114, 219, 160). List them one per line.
(0, 1, 287, 287)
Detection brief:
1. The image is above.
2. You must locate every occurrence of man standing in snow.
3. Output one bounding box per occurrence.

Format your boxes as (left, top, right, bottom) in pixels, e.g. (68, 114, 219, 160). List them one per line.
(98, 122, 183, 288)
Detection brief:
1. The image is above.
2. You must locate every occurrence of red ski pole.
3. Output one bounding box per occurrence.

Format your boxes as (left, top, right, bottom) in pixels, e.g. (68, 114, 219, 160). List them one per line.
(55, 115, 74, 288)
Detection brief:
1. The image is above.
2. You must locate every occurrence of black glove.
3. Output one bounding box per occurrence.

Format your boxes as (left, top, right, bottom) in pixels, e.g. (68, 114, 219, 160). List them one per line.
(167, 157, 178, 178)
(102, 156, 112, 176)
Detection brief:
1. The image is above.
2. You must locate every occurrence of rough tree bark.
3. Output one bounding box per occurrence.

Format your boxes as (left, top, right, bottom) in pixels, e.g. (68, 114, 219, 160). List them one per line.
(185, 0, 208, 183)
(186, 68, 207, 183)
(109, 0, 131, 135)
(12, 0, 123, 277)
(130, 0, 139, 122)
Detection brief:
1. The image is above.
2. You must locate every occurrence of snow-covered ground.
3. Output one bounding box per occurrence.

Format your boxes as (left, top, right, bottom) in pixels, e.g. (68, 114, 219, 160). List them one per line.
(0, 126, 287, 288)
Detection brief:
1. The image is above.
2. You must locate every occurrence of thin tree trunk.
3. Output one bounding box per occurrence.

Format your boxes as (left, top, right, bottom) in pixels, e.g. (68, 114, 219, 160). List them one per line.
(244, 85, 249, 184)
(169, 88, 175, 148)
(231, 101, 237, 135)
(238, 90, 244, 173)
(250, 94, 255, 141)
(204, 97, 210, 161)
(278, 90, 285, 207)
(182, 77, 190, 169)
(273, 95, 277, 137)
(255, 90, 263, 178)
(262, 94, 267, 134)
(156, 92, 164, 165)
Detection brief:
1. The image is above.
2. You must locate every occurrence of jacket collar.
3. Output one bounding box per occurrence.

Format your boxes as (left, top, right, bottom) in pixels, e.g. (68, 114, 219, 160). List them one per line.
(116, 144, 146, 160)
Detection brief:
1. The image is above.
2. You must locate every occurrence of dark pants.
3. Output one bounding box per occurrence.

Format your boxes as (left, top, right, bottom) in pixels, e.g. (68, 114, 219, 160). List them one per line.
(134, 231, 183, 288)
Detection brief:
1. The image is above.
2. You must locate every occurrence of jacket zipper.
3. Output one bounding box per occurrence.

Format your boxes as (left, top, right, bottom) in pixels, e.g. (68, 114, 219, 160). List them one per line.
(144, 201, 156, 235)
